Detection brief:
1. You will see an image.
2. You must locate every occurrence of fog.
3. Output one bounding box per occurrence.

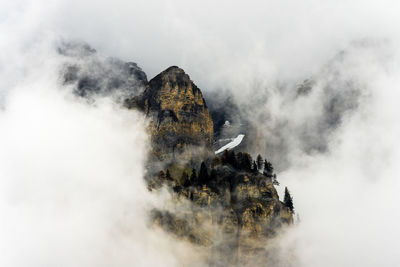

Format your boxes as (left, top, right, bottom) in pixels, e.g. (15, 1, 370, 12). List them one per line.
(0, 35, 206, 266)
(1, 0, 400, 266)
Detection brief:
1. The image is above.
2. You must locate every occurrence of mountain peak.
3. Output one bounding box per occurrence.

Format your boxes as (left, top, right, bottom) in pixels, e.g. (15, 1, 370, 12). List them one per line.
(149, 66, 195, 92)
(141, 67, 214, 163)
(164, 65, 185, 73)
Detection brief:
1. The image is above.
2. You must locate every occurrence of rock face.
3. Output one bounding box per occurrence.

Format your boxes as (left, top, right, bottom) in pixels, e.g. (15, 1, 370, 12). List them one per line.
(151, 151, 294, 266)
(131, 66, 214, 164)
(59, 41, 147, 101)
(127, 65, 295, 265)
(58, 45, 294, 265)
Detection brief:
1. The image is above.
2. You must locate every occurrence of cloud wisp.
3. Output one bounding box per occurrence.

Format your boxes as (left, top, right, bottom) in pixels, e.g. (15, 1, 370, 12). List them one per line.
(1, 0, 400, 266)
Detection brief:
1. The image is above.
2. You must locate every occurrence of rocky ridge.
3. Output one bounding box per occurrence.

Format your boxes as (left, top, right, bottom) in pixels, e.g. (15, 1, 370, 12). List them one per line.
(59, 43, 294, 266)
(130, 66, 294, 265)
(126, 66, 214, 164)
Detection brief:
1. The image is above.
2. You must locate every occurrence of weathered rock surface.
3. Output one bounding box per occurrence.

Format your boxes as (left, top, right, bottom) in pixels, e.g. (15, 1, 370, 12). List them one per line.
(123, 65, 295, 265)
(128, 66, 214, 164)
(59, 41, 147, 101)
(57, 44, 295, 265)
(151, 150, 293, 266)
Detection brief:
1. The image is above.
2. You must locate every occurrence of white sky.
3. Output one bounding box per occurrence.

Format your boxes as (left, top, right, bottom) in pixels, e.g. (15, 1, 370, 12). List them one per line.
(1, 1, 400, 266)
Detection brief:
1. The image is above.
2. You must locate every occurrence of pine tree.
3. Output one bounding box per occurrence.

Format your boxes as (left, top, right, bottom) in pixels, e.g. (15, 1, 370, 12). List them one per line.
(243, 153, 252, 171)
(173, 184, 182, 193)
(210, 168, 217, 180)
(209, 168, 219, 193)
(272, 174, 280, 185)
(182, 172, 190, 187)
(284, 187, 294, 213)
(252, 160, 258, 173)
(263, 160, 274, 177)
(199, 162, 209, 185)
(158, 170, 166, 181)
(256, 154, 263, 171)
(166, 169, 173, 181)
(236, 152, 252, 171)
(190, 168, 197, 184)
(221, 149, 230, 165)
(228, 150, 237, 168)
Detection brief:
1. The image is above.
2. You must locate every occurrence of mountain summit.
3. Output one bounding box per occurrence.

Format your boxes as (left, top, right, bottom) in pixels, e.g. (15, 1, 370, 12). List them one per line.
(133, 66, 294, 265)
(130, 66, 214, 164)
(60, 47, 294, 265)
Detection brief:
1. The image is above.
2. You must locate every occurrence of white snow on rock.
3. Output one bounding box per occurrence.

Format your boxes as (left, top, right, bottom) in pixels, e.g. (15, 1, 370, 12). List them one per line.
(215, 134, 245, 154)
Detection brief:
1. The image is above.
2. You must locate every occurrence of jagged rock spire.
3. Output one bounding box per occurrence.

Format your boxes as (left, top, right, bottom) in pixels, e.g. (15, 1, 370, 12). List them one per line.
(141, 66, 214, 163)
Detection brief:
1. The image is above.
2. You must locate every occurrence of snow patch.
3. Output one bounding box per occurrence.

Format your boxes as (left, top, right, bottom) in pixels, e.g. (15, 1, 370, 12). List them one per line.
(215, 134, 245, 154)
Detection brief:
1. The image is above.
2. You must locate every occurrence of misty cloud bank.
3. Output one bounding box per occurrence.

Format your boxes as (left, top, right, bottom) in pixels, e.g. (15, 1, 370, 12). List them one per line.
(1, 0, 400, 266)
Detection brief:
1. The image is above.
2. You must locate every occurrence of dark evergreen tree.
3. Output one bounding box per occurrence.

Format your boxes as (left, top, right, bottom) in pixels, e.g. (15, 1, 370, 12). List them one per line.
(236, 152, 252, 171)
(166, 169, 173, 181)
(221, 149, 230, 165)
(199, 162, 209, 185)
(190, 168, 197, 179)
(252, 160, 258, 173)
(158, 170, 166, 181)
(227, 150, 237, 168)
(272, 174, 280, 185)
(209, 168, 219, 193)
(244, 153, 252, 171)
(211, 156, 221, 168)
(190, 168, 197, 184)
(182, 172, 190, 187)
(210, 168, 217, 181)
(263, 160, 274, 177)
(256, 154, 263, 171)
(173, 185, 182, 193)
(284, 187, 294, 212)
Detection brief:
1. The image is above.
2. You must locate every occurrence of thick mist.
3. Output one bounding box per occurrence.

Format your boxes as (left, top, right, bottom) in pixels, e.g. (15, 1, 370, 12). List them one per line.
(1, 0, 400, 266)
(0, 34, 206, 267)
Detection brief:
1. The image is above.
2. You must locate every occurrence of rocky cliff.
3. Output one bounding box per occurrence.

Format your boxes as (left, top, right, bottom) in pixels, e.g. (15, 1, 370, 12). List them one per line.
(126, 66, 214, 164)
(59, 41, 147, 101)
(59, 45, 294, 265)
(150, 149, 293, 266)
(134, 66, 294, 265)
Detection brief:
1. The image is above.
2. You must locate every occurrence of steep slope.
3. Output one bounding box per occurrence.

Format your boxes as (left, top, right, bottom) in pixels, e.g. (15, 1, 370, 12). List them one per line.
(129, 66, 214, 164)
(151, 150, 293, 266)
(137, 67, 295, 265)
(59, 41, 147, 100)
(58, 46, 294, 265)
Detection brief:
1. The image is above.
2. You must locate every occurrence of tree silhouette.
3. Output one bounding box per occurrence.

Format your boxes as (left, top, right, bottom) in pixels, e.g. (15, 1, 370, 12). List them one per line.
(166, 169, 173, 181)
(256, 154, 263, 171)
(210, 168, 217, 181)
(182, 172, 190, 187)
(158, 170, 166, 181)
(236, 152, 252, 171)
(221, 150, 237, 168)
(190, 168, 197, 185)
(272, 174, 280, 185)
(284, 187, 294, 213)
(252, 160, 258, 173)
(263, 160, 274, 177)
(199, 162, 209, 185)
(221, 149, 229, 165)
(228, 150, 237, 168)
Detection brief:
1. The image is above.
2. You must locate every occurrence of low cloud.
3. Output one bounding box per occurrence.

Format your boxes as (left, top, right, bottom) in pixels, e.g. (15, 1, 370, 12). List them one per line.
(0, 39, 206, 266)
(1, 0, 400, 266)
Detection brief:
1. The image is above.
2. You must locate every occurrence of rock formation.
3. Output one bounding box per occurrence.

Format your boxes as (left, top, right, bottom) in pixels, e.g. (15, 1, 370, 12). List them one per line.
(59, 44, 294, 265)
(59, 41, 147, 100)
(134, 66, 294, 265)
(127, 66, 214, 165)
(151, 150, 293, 266)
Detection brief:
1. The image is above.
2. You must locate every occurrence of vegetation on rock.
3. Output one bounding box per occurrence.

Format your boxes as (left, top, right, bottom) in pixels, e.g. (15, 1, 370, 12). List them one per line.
(129, 65, 296, 264)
